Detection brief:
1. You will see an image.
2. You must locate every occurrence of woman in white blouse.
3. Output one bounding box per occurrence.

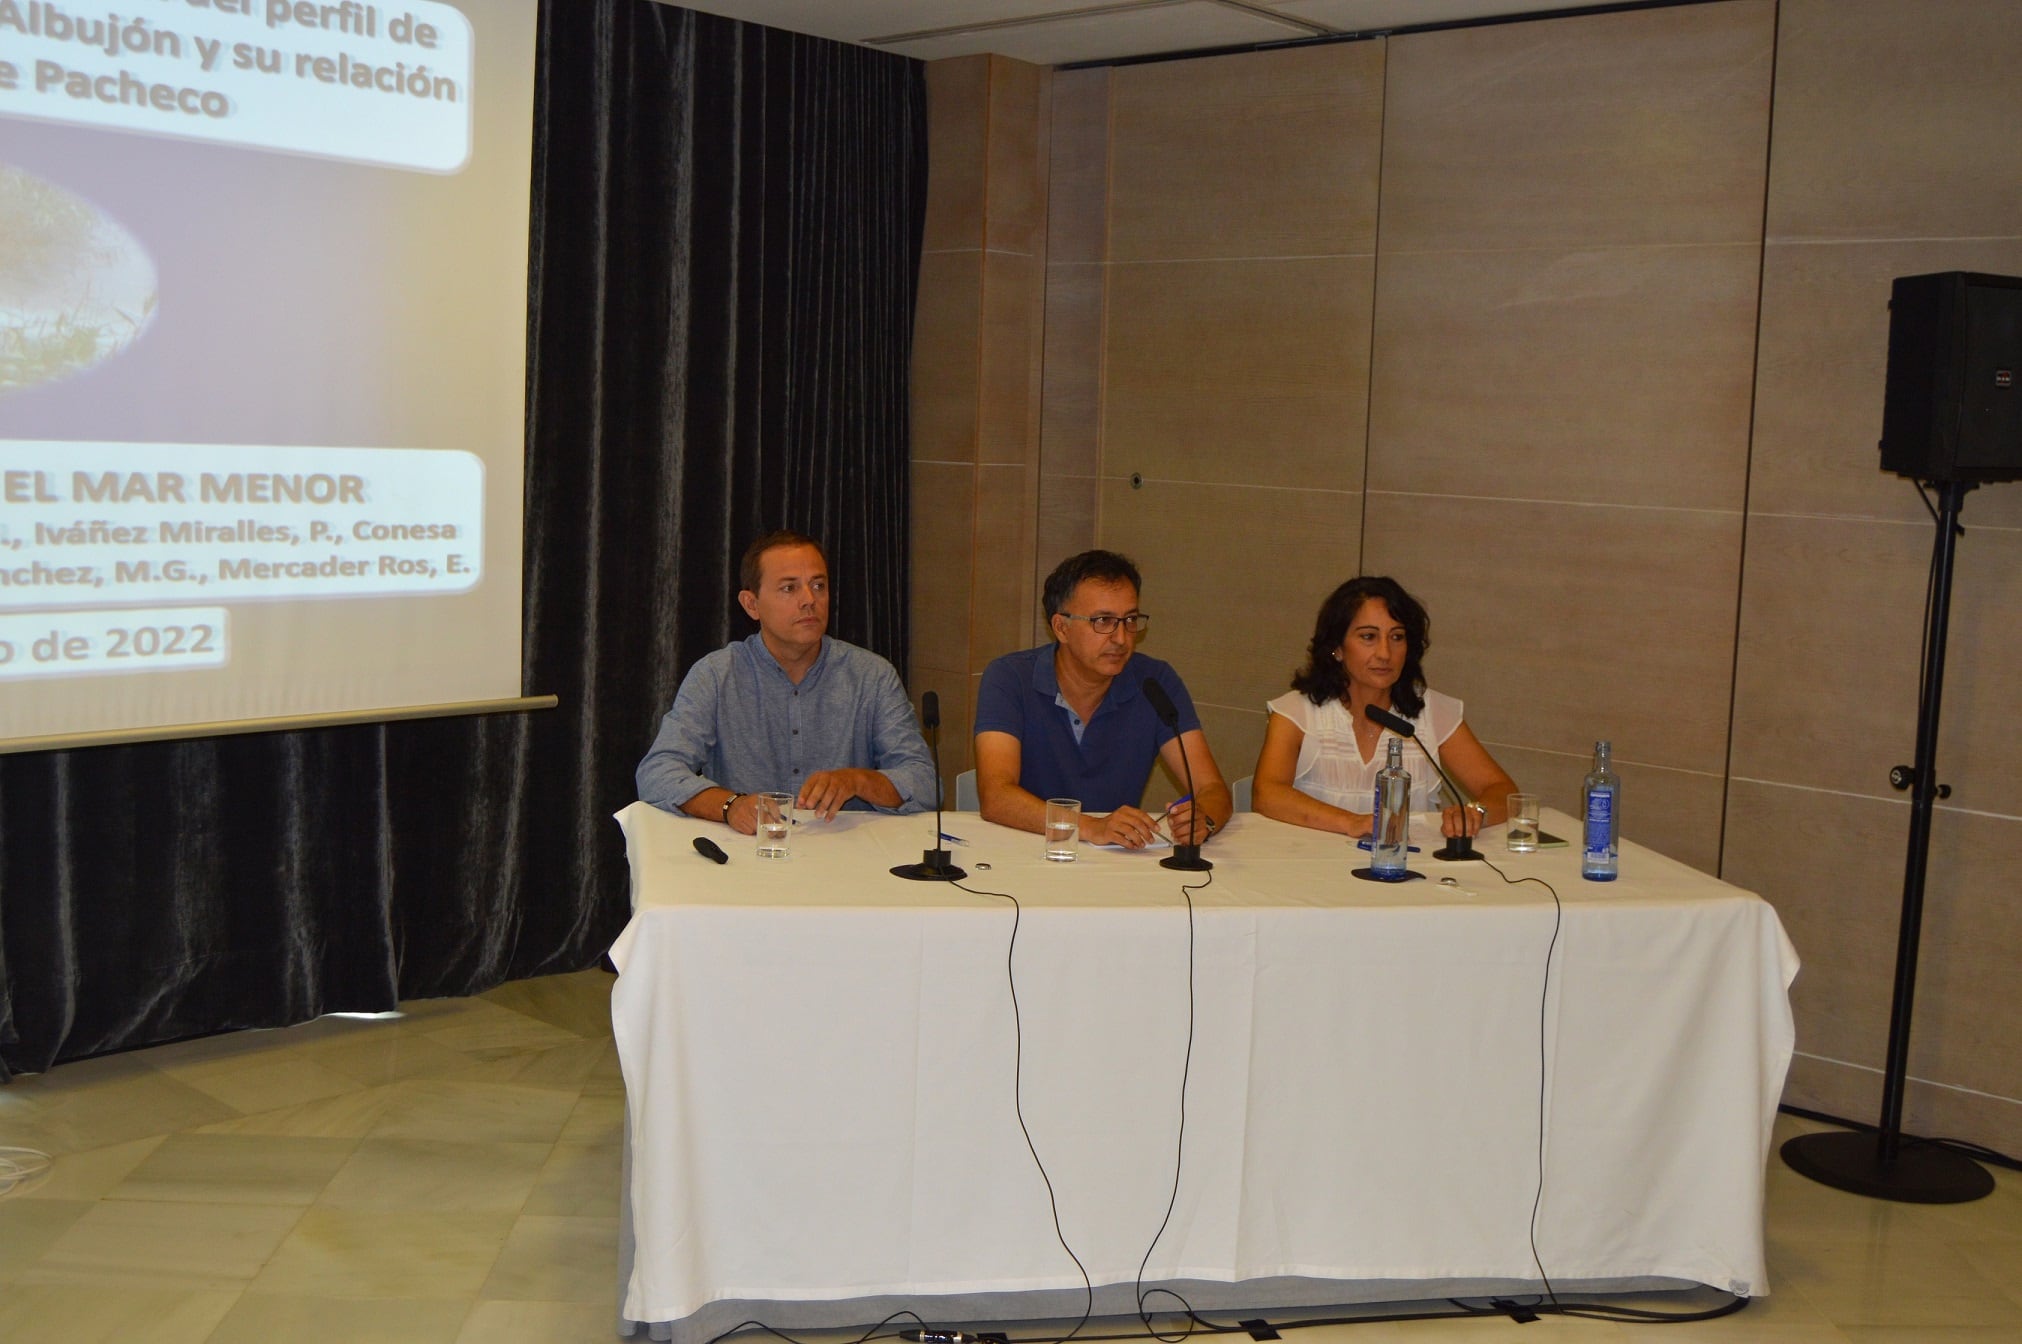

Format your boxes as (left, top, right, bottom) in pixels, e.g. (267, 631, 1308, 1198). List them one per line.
(1253, 576, 1517, 840)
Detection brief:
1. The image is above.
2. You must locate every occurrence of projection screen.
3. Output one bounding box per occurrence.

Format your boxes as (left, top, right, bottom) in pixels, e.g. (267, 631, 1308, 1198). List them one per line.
(0, 0, 540, 750)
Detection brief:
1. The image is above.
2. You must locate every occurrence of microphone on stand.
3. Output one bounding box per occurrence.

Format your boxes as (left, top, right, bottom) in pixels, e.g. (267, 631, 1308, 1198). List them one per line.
(892, 690, 965, 882)
(1142, 677, 1212, 872)
(1362, 703, 1483, 861)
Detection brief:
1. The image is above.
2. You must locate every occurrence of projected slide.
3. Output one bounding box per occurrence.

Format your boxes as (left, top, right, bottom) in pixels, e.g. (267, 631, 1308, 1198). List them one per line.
(0, 0, 535, 745)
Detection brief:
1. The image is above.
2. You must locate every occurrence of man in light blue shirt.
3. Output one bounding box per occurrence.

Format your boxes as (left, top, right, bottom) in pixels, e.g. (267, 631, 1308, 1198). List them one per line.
(637, 531, 934, 832)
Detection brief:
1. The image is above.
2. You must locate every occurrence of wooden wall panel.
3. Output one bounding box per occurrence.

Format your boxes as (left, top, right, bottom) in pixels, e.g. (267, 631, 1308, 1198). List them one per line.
(909, 461, 975, 680)
(911, 250, 982, 466)
(971, 464, 1037, 674)
(1038, 259, 1103, 481)
(1105, 257, 1373, 491)
(1363, 494, 1744, 779)
(1765, 0, 2022, 243)
(1366, 0, 1773, 871)
(1035, 69, 1110, 642)
(1379, 1, 1774, 252)
(1108, 42, 1382, 261)
(978, 252, 1042, 467)
(1368, 245, 1760, 510)
(922, 56, 988, 254)
(1045, 68, 1110, 267)
(984, 58, 1047, 255)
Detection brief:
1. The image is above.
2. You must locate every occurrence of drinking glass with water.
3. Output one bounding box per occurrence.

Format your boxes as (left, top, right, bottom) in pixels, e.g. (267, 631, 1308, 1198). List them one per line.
(755, 791, 793, 859)
(1044, 798, 1080, 862)
(1505, 792, 1540, 852)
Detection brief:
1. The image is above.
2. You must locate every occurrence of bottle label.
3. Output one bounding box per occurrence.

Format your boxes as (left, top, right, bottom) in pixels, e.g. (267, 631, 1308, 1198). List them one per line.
(1584, 788, 1613, 855)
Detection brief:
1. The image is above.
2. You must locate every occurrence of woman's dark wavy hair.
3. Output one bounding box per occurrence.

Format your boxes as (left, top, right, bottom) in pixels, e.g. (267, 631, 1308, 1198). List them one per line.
(1290, 576, 1430, 717)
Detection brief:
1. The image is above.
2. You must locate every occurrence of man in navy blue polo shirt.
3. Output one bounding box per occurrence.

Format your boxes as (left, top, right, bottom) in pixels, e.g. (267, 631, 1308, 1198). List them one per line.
(974, 549, 1233, 850)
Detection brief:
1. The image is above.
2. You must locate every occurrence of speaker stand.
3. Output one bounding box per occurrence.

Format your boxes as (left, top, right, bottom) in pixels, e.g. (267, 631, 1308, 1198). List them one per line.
(1779, 479, 1992, 1203)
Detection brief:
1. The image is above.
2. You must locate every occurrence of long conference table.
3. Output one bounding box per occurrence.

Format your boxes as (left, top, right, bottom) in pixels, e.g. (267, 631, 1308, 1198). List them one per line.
(610, 803, 1799, 1342)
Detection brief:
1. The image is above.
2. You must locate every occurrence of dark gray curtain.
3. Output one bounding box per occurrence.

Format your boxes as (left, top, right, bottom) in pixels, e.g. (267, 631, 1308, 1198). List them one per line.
(0, 0, 926, 1080)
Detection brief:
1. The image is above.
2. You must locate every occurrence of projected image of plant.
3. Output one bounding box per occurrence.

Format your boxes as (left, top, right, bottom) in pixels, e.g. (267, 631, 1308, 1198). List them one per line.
(0, 164, 159, 395)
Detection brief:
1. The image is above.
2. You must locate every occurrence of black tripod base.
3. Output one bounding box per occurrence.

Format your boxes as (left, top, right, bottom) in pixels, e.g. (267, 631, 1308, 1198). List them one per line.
(1780, 1129, 1994, 1204)
(1160, 845, 1212, 872)
(892, 850, 966, 882)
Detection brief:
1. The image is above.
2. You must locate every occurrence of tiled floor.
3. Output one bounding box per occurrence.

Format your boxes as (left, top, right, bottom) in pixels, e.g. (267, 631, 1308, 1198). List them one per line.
(2, 969, 2017, 1343)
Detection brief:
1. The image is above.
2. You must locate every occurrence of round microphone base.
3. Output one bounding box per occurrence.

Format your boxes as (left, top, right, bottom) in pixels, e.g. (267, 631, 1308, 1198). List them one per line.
(1160, 847, 1212, 872)
(1434, 838, 1482, 861)
(892, 863, 967, 882)
(892, 850, 966, 882)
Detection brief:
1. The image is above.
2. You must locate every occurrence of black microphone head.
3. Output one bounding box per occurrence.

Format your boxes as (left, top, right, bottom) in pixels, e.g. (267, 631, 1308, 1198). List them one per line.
(692, 835, 729, 864)
(1363, 702, 1417, 737)
(922, 690, 940, 730)
(1141, 676, 1179, 727)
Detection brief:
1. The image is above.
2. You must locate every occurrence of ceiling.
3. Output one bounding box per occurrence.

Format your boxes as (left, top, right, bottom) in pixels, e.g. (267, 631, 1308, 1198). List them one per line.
(661, 1, 1657, 66)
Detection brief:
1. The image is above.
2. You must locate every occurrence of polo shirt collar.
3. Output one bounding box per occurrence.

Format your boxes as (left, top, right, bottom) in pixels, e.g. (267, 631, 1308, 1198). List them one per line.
(1032, 644, 1140, 719)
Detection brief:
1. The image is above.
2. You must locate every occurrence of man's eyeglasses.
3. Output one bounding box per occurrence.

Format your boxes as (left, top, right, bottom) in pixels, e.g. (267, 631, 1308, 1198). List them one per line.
(1057, 612, 1151, 635)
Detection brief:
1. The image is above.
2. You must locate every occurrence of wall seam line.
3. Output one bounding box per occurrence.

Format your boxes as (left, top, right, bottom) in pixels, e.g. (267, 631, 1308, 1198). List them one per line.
(1357, 34, 1390, 573)
(1792, 1053, 2022, 1108)
(1717, 0, 1782, 880)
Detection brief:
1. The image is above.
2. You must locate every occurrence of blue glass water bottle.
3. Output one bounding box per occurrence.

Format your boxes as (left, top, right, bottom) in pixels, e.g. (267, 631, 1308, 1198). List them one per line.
(1582, 739, 1619, 881)
(1371, 737, 1411, 878)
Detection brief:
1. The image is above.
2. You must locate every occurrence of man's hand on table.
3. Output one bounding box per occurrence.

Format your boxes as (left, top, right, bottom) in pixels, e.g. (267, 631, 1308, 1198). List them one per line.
(1084, 804, 1162, 849)
(722, 792, 759, 835)
(798, 768, 885, 821)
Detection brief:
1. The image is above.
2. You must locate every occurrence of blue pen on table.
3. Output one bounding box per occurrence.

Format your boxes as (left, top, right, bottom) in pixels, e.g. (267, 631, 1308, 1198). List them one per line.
(940, 832, 969, 847)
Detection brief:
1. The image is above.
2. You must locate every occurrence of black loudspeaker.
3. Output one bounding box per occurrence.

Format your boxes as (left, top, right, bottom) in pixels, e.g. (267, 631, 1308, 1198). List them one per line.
(1879, 272, 2022, 484)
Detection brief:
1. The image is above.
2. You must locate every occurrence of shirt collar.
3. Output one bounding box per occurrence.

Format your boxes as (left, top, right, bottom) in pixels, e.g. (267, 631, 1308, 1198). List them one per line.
(749, 632, 828, 685)
(1031, 644, 1141, 710)
(1029, 644, 1063, 696)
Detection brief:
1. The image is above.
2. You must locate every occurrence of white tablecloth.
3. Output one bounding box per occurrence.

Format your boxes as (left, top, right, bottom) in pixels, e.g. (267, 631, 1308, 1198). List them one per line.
(610, 804, 1798, 1338)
